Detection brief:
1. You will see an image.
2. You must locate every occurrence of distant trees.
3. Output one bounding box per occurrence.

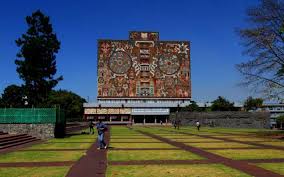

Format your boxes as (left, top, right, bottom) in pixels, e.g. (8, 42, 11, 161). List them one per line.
(46, 90, 86, 120)
(244, 96, 263, 111)
(211, 96, 236, 111)
(276, 115, 284, 129)
(236, 0, 284, 99)
(0, 97, 3, 108)
(180, 101, 201, 112)
(15, 10, 62, 107)
(1, 85, 25, 108)
(0, 88, 86, 121)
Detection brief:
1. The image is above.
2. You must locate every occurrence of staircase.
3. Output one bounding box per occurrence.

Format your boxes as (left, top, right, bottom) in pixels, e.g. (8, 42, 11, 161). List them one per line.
(0, 131, 40, 150)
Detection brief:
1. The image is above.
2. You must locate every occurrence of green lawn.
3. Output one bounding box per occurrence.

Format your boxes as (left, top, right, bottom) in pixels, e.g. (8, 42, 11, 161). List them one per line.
(111, 135, 151, 139)
(257, 141, 284, 147)
(110, 138, 161, 142)
(108, 150, 204, 161)
(26, 142, 93, 150)
(0, 166, 70, 177)
(0, 151, 85, 162)
(255, 163, 284, 175)
(185, 142, 255, 149)
(208, 149, 284, 160)
(110, 142, 175, 149)
(172, 138, 224, 143)
(106, 164, 251, 177)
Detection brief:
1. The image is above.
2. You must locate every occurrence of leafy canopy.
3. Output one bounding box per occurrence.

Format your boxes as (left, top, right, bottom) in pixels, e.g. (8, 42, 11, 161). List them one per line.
(211, 96, 235, 111)
(244, 96, 263, 111)
(0, 85, 25, 108)
(180, 101, 201, 112)
(46, 90, 86, 120)
(236, 0, 284, 99)
(15, 10, 62, 107)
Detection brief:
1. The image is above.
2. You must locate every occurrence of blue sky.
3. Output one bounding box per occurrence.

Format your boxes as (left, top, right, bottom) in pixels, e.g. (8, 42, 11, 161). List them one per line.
(0, 0, 259, 103)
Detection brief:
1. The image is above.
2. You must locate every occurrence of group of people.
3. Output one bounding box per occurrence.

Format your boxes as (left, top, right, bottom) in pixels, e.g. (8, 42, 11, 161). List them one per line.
(173, 119, 201, 131)
(89, 119, 108, 150)
(89, 118, 201, 150)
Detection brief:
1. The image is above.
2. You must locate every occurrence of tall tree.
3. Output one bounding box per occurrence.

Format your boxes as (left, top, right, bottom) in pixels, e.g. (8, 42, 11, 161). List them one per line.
(1, 85, 25, 108)
(236, 0, 284, 99)
(15, 10, 62, 107)
(0, 97, 3, 108)
(244, 96, 264, 111)
(211, 96, 235, 111)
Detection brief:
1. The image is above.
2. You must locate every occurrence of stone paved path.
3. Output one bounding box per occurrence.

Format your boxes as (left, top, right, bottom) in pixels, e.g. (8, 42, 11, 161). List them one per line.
(66, 130, 110, 177)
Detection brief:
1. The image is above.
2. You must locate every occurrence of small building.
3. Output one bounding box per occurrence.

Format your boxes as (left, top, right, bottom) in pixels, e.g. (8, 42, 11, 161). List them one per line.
(261, 103, 284, 127)
(84, 31, 192, 124)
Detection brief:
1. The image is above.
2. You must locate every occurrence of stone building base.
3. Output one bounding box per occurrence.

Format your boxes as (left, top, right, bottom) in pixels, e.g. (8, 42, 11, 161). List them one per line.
(0, 124, 55, 139)
(170, 112, 270, 129)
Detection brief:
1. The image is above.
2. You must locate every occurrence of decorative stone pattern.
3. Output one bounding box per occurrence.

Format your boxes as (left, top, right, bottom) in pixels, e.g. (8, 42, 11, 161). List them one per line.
(98, 31, 191, 98)
(84, 108, 132, 115)
(0, 123, 55, 139)
(170, 112, 270, 129)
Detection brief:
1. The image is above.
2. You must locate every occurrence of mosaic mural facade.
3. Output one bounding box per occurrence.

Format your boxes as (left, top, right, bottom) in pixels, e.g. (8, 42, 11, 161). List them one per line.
(98, 31, 191, 98)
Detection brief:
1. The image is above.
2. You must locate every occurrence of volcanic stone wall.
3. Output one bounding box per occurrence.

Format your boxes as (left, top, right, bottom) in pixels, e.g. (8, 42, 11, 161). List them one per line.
(170, 111, 270, 129)
(0, 124, 55, 139)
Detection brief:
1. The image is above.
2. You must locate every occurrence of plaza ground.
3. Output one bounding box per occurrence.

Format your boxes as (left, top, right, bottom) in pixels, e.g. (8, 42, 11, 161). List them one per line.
(0, 126, 283, 177)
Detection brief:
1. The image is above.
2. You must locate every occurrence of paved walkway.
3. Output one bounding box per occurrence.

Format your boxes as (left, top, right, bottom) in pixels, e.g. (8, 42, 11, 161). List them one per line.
(66, 130, 110, 177)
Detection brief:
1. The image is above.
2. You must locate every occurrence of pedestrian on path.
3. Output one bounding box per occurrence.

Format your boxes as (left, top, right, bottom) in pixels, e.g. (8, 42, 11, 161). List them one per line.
(89, 120, 94, 134)
(177, 119, 181, 130)
(96, 119, 107, 149)
(196, 120, 201, 131)
(173, 120, 177, 129)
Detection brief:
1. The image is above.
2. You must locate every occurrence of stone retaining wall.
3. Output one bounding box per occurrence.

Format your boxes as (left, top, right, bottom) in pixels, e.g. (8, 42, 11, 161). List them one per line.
(0, 123, 55, 139)
(170, 111, 270, 129)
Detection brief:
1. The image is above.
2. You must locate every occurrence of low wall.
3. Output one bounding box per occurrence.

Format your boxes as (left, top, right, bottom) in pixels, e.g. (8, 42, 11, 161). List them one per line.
(0, 123, 55, 139)
(170, 111, 270, 129)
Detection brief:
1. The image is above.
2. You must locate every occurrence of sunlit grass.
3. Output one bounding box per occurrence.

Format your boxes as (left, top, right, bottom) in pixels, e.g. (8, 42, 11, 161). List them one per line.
(208, 149, 284, 160)
(110, 138, 161, 142)
(26, 142, 92, 150)
(0, 151, 85, 162)
(110, 142, 175, 149)
(255, 163, 284, 175)
(0, 166, 70, 177)
(108, 150, 204, 161)
(185, 142, 255, 148)
(106, 164, 251, 177)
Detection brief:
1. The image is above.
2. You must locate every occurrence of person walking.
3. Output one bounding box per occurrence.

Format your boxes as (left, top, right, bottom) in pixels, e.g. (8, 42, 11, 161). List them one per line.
(89, 120, 94, 134)
(177, 119, 181, 130)
(96, 119, 107, 149)
(196, 121, 201, 131)
(173, 120, 177, 129)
